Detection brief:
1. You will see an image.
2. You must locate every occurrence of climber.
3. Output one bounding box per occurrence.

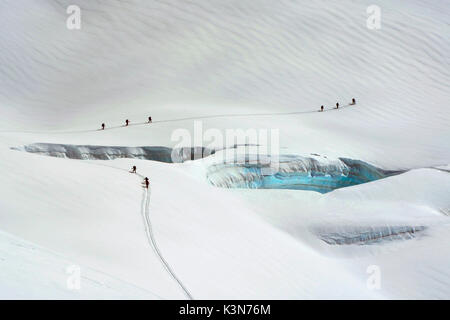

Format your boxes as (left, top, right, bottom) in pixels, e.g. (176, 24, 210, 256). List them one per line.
(148, 116, 152, 123)
(351, 98, 356, 105)
(336, 102, 339, 109)
(101, 123, 105, 130)
(144, 177, 149, 189)
(320, 105, 324, 112)
(125, 119, 129, 126)
(130, 165, 136, 173)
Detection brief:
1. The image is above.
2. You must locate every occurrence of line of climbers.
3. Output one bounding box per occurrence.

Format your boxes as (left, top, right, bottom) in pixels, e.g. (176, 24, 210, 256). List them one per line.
(101, 116, 152, 130)
(320, 98, 356, 112)
(100, 98, 357, 129)
(130, 165, 150, 189)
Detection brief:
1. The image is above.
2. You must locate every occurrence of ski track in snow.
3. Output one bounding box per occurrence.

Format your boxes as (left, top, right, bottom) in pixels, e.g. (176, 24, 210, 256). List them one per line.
(89, 161, 193, 299)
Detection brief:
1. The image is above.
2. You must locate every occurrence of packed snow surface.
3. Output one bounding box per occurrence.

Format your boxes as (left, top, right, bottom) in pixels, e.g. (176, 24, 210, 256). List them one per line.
(0, 0, 449, 299)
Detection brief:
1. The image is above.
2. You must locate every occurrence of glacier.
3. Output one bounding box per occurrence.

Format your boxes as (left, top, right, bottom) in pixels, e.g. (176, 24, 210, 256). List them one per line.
(0, 0, 449, 300)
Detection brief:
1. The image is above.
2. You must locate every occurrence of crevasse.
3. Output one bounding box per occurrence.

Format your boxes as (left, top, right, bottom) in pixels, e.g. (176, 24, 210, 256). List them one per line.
(207, 156, 403, 193)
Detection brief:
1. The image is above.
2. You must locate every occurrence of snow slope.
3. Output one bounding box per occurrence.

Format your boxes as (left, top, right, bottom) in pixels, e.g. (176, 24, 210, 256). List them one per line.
(0, 230, 160, 299)
(0, 0, 449, 131)
(0, 0, 449, 299)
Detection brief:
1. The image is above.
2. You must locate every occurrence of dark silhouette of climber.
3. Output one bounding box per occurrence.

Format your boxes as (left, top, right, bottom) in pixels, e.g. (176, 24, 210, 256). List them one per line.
(130, 165, 136, 173)
(148, 116, 152, 123)
(336, 102, 339, 109)
(101, 123, 105, 130)
(320, 105, 324, 112)
(125, 119, 129, 126)
(351, 98, 356, 105)
(144, 177, 149, 189)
